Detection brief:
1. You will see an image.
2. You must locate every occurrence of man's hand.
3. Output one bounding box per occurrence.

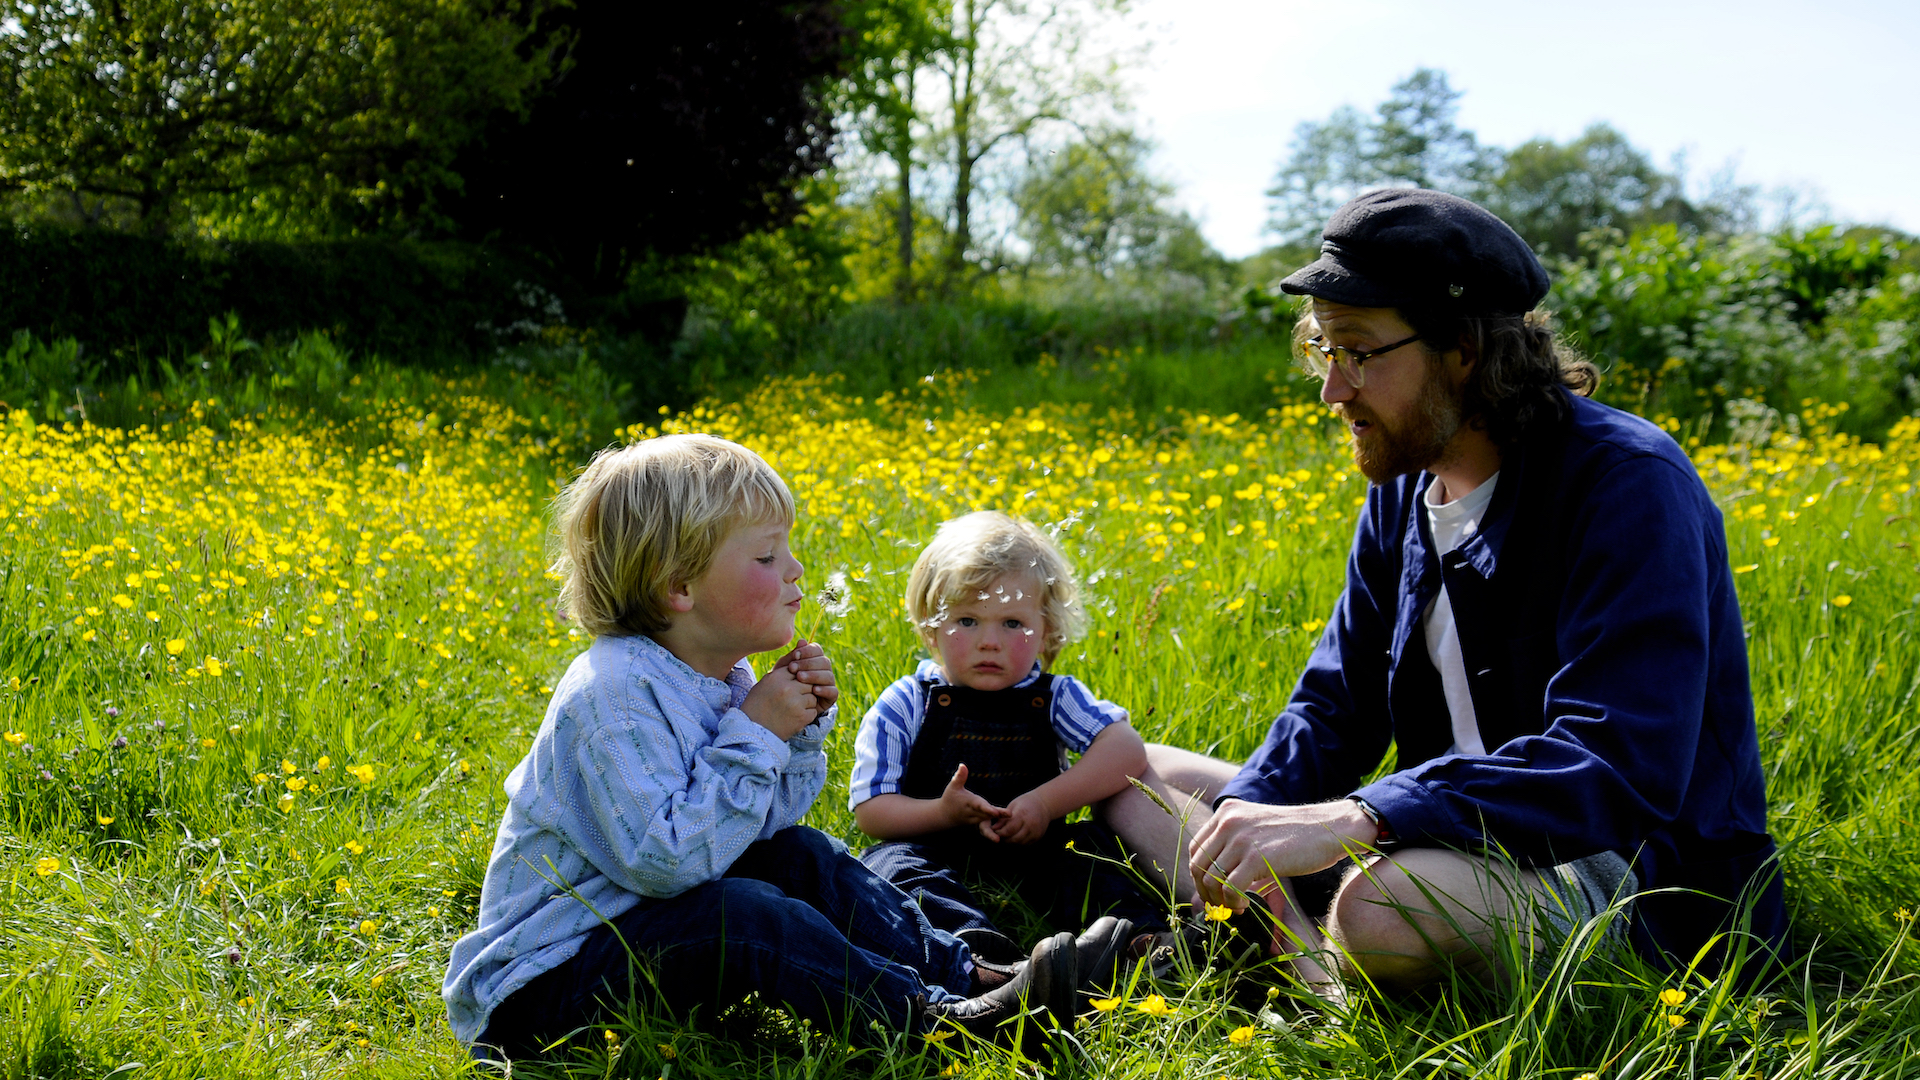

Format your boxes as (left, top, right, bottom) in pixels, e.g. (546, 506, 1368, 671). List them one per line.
(742, 661, 822, 740)
(936, 764, 1008, 836)
(988, 790, 1052, 845)
(774, 639, 837, 718)
(1187, 798, 1378, 911)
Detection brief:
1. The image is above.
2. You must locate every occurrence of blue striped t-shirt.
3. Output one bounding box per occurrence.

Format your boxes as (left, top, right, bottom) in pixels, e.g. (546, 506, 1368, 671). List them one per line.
(848, 659, 1129, 809)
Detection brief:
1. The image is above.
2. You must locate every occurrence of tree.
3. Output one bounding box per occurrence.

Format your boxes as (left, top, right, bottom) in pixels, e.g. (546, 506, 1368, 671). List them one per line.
(1265, 68, 1494, 246)
(1014, 127, 1223, 279)
(0, 0, 552, 237)
(444, 0, 851, 310)
(927, 0, 1130, 283)
(838, 0, 950, 299)
(1486, 124, 1699, 256)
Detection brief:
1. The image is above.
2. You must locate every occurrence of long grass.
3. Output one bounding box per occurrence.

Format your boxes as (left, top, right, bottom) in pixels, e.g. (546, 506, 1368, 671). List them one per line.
(4, 354, 1920, 1078)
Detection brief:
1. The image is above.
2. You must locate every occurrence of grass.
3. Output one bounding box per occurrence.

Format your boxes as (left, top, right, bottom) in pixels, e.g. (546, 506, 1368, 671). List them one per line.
(5, 349, 1920, 1078)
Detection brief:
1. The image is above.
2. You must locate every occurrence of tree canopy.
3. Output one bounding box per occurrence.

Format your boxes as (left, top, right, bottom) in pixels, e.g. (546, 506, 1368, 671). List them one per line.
(442, 0, 851, 300)
(0, 0, 553, 237)
(1266, 69, 1749, 257)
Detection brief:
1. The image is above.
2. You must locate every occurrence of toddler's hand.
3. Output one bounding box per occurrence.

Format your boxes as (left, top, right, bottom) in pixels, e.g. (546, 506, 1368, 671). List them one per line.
(743, 661, 820, 740)
(937, 764, 1007, 835)
(990, 791, 1051, 845)
(774, 639, 837, 718)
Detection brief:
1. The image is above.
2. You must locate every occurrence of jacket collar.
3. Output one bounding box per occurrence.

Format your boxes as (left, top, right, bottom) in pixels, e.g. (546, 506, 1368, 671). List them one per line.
(1401, 433, 1532, 588)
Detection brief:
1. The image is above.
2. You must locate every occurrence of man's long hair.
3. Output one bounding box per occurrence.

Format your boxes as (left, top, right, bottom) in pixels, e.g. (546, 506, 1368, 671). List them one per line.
(1401, 306, 1599, 448)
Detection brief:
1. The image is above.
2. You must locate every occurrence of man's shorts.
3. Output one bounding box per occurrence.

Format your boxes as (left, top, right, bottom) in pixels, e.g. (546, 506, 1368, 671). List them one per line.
(1538, 850, 1638, 947)
(1290, 849, 1639, 946)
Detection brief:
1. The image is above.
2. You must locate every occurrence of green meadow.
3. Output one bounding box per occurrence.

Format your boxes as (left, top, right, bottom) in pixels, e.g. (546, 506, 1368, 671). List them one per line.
(5, 347, 1920, 1080)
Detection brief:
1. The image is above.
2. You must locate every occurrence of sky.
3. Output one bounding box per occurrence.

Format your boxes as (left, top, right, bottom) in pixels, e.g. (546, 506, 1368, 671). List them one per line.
(1118, 0, 1920, 258)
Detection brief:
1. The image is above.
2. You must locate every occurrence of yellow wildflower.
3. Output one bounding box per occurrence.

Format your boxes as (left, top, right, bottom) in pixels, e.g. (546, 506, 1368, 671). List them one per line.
(1088, 996, 1122, 1012)
(276, 792, 296, 813)
(656, 1044, 676, 1060)
(1227, 1024, 1255, 1045)
(1134, 994, 1173, 1017)
(204, 656, 224, 677)
(335, 877, 351, 894)
(345, 840, 365, 855)
(96, 813, 114, 826)
(1204, 902, 1234, 922)
(359, 919, 377, 936)
(1659, 988, 1687, 1008)
(348, 763, 377, 784)
(1832, 595, 1853, 607)
(284, 776, 308, 792)
(35, 856, 60, 877)
(3, 732, 23, 745)
(165, 638, 187, 655)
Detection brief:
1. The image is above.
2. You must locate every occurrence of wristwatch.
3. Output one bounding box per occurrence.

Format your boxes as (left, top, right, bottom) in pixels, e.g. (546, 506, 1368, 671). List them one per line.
(1347, 795, 1400, 852)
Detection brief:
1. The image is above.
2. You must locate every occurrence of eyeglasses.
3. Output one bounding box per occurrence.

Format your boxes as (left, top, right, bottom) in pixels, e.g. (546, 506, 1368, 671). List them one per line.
(1297, 334, 1421, 388)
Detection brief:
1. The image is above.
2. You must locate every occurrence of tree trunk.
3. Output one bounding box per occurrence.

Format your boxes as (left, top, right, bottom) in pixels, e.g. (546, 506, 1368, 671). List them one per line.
(893, 69, 916, 302)
(946, 0, 978, 284)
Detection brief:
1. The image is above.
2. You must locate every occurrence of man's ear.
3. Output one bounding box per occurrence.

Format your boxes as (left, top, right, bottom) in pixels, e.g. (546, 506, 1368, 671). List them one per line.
(1455, 332, 1479, 369)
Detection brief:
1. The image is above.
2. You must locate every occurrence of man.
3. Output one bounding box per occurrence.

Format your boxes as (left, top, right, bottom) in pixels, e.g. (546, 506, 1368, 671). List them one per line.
(1103, 189, 1787, 993)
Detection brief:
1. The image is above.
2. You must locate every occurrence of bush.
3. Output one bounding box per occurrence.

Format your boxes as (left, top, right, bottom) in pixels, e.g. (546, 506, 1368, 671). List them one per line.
(0, 226, 568, 369)
(1550, 224, 1919, 436)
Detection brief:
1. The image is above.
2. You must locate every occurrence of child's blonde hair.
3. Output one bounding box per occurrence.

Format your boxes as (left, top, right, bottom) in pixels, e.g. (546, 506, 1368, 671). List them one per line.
(905, 511, 1087, 664)
(551, 434, 794, 637)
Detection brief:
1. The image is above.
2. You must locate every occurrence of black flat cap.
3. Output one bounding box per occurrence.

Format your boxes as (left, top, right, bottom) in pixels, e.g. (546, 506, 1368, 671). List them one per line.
(1279, 189, 1549, 316)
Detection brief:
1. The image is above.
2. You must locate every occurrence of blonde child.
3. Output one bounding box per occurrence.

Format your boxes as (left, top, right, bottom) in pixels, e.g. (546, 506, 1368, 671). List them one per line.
(851, 511, 1168, 964)
(443, 437, 1076, 1062)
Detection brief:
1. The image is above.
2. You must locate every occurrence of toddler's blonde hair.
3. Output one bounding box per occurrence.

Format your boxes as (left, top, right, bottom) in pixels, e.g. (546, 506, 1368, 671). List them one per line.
(551, 433, 794, 637)
(905, 511, 1087, 665)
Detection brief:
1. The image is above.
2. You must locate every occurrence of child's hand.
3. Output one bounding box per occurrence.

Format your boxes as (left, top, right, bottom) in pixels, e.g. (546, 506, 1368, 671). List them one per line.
(775, 639, 837, 717)
(989, 791, 1052, 845)
(743, 662, 821, 740)
(936, 764, 1007, 836)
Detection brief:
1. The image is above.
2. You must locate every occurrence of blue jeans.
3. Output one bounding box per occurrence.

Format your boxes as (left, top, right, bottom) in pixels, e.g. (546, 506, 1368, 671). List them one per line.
(474, 827, 972, 1060)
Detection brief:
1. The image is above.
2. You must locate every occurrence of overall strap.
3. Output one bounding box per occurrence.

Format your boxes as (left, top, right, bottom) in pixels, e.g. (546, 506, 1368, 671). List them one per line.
(898, 674, 1063, 810)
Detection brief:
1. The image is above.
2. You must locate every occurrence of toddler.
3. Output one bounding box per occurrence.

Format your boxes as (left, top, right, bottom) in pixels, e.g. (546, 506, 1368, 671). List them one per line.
(852, 511, 1168, 963)
(442, 436, 1077, 1062)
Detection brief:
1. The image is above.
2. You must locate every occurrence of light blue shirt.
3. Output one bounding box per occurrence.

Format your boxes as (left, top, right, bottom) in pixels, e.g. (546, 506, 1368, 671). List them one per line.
(848, 659, 1127, 810)
(441, 633, 834, 1043)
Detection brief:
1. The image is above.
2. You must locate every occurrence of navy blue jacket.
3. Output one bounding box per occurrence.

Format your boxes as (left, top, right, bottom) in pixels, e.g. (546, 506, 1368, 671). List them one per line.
(1219, 392, 1787, 967)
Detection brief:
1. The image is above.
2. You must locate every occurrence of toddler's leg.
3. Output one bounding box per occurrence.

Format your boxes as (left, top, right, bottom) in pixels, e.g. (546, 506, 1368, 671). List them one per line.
(728, 827, 975, 989)
(855, 837, 999, 938)
(1054, 821, 1174, 933)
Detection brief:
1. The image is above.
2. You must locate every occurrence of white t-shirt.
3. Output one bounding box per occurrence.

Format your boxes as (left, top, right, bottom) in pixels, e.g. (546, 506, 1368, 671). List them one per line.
(1423, 471, 1500, 756)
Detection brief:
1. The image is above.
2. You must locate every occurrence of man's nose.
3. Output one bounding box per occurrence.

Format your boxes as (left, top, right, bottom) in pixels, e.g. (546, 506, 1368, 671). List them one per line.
(1319, 369, 1355, 405)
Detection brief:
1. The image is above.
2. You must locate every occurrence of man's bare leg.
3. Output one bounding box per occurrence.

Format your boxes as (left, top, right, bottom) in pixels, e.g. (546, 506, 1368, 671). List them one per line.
(1098, 743, 1238, 905)
(1325, 848, 1554, 993)
(1100, 745, 1342, 994)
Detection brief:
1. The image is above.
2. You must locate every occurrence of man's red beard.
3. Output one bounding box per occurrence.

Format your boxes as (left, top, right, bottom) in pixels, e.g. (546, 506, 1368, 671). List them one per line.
(1334, 360, 1466, 484)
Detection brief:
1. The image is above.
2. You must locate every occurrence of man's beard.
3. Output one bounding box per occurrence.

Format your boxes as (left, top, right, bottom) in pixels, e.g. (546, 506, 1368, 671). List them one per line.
(1336, 361, 1466, 484)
